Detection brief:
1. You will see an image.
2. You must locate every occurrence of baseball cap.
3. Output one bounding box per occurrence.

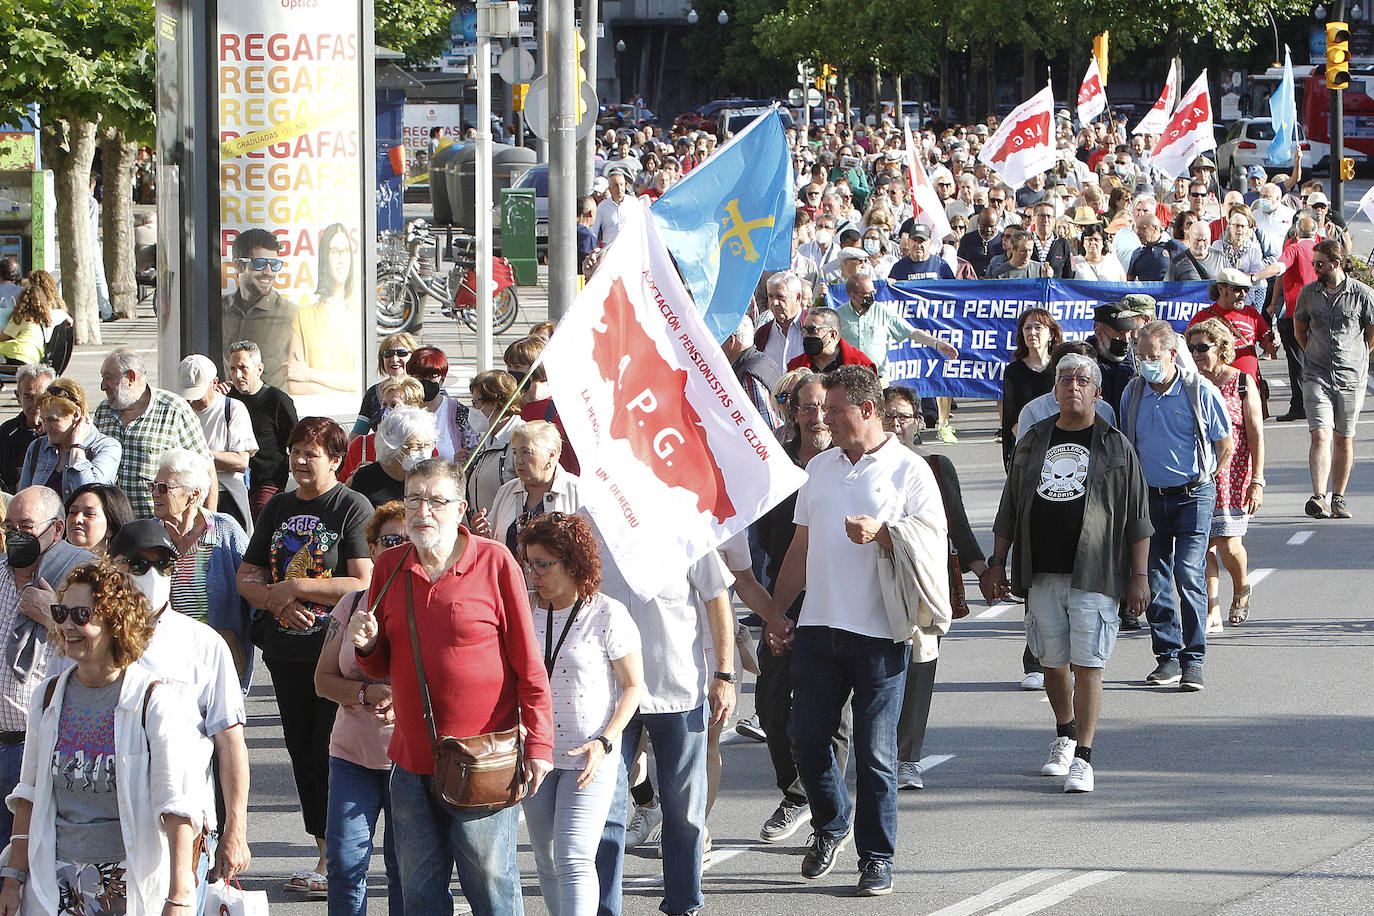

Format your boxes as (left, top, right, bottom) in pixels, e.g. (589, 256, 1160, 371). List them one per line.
(108, 518, 177, 561)
(1191, 156, 1217, 171)
(1308, 191, 1330, 207)
(1116, 293, 1157, 318)
(909, 223, 932, 240)
(1247, 165, 1267, 180)
(175, 354, 217, 402)
(1093, 303, 1138, 331)
(592, 176, 609, 193)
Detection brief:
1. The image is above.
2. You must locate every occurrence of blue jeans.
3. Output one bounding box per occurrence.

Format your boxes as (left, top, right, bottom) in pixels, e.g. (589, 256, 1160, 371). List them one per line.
(0, 741, 22, 844)
(389, 764, 523, 916)
(522, 760, 620, 916)
(595, 705, 707, 916)
(788, 626, 909, 864)
(326, 756, 401, 916)
(1146, 482, 1216, 668)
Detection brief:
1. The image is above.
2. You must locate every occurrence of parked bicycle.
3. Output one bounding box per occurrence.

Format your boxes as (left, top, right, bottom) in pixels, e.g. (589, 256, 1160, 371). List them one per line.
(375, 219, 520, 335)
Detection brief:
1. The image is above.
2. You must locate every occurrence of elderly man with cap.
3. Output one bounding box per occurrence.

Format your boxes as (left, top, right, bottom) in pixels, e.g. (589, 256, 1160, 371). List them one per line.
(822, 244, 870, 285)
(178, 354, 258, 534)
(1084, 304, 1141, 415)
(1242, 166, 1267, 205)
(888, 225, 954, 282)
(1190, 156, 1221, 202)
(86, 518, 252, 893)
(1306, 192, 1353, 249)
(1187, 268, 1277, 382)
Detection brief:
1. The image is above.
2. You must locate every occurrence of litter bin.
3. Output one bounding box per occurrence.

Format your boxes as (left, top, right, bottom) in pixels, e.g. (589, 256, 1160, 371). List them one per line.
(500, 187, 537, 286)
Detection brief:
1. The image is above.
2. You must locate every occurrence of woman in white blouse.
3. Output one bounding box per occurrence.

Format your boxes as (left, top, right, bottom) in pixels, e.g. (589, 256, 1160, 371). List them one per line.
(475, 421, 580, 554)
(519, 512, 643, 916)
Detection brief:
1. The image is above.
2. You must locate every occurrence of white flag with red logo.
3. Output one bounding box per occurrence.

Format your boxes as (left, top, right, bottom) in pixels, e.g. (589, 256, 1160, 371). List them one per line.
(1147, 70, 1215, 182)
(542, 206, 807, 599)
(903, 120, 953, 242)
(1356, 183, 1374, 224)
(1077, 56, 1106, 124)
(1133, 58, 1178, 135)
(977, 85, 1056, 189)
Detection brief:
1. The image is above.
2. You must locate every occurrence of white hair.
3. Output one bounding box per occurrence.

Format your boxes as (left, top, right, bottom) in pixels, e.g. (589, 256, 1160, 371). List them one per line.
(15, 364, 56, 388)
(729, 314, 755, 346)
(1055, 353, 1102, 388)
(1138, 319, 1178, 351)
(376, 406, 438, 463)
(158, 448, 214, 502)
(513, 420, 562, 459)
(107, 347, 147, 378)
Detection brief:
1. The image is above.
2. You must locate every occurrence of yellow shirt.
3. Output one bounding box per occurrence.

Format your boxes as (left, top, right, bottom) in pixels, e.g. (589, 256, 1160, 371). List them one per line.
(0, 318, 44, 365)
(291, 300, 360, 373)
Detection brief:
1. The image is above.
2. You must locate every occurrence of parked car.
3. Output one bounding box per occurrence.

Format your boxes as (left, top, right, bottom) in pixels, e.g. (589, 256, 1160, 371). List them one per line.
(504, 160, 617, 256)
(1215, 117, 1340, 184)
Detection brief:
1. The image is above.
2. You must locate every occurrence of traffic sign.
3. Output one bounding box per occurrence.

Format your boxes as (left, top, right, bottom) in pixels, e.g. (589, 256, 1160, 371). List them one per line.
(521, 75, 598, 141)
(497, 47, 537, 84)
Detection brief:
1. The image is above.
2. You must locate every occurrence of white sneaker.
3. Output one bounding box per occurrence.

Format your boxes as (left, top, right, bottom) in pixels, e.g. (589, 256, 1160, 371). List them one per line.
(1064, 757, 1094, 793)
(1021, 672, 1045, 690)
(625, 802, 663, 848)
(1041, 736, 1076, 776)
(897, 760, 924, 790)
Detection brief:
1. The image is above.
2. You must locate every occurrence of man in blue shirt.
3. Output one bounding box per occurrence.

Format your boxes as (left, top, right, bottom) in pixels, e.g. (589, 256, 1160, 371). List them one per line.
(1119, 320, 1232, 693)
(888, 225, 954, 281)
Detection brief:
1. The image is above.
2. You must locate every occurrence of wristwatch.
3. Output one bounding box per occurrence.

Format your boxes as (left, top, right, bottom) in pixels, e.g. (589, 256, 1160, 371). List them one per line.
(1, 867, 27, 884)
(595, 735, 613, 754)
(713, 670, 737, 684)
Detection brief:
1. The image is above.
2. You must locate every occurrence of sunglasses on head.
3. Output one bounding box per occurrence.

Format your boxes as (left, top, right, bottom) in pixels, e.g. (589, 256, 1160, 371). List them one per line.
(45, 385, 78, 404)
(51, 604, 95, 626)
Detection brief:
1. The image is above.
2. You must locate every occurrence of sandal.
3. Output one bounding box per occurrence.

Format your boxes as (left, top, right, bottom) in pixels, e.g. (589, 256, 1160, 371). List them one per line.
(1206, 604, 1224, 635)
(284, 869, 327, 895)
(1228, 586, 1252, 627)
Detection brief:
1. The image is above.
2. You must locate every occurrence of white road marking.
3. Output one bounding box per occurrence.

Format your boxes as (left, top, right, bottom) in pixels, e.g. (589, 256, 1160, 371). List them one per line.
(918, 753, 955, 771)
(1249, 567, 1275, 587)
(982, 869, 1124, 915)
(720, 731, 748, 746)
(1287, 530, 1314, 545)
(624, 842, 761, 887)
(924, 868, 1071, 916)
(976, 603, 1017, 619)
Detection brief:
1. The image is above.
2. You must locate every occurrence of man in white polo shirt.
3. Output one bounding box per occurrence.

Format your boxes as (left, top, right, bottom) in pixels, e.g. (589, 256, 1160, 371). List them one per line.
(766, 365, 947, 897)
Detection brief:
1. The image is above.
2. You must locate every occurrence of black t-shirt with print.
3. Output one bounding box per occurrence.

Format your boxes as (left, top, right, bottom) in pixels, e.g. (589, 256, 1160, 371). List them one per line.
(1029, 424, 1093, 575)
(245, 482, 372, 662)
(349, 460, 407, 507)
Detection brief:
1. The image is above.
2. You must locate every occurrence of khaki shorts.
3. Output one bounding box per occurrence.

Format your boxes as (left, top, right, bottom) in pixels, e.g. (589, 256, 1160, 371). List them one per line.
(1303, 378, 1366, 438)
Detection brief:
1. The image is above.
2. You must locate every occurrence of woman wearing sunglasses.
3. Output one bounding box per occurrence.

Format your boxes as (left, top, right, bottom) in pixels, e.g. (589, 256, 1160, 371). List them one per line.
(517, 512, 642, 916)
(313, 500, 407, 915)
(350, 332, 419, 442)
(151, 449, 254, 690)
(0, 560, 208, 916)
(18, 379, 121, 501)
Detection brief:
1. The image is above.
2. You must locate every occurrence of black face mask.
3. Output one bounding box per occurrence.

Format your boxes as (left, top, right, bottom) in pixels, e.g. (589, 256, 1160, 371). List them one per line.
(802, 336, 826, 357)
(1108, 337, 1129, 358)
(509, 370, 529, 387)
(857, 294, 875, 310)
(5, 520, 53, 569)
(420, 378, 442, 402)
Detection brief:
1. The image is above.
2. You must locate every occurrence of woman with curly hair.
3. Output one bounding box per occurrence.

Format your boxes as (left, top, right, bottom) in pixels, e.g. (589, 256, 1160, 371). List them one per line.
(0, 561, 208, 915)
(518, 512, 643, 916)
(0, 270, 62, 366)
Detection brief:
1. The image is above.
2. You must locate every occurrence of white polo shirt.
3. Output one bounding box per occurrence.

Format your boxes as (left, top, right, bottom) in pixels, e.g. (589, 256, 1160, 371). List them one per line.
(794, 435, 945, 639)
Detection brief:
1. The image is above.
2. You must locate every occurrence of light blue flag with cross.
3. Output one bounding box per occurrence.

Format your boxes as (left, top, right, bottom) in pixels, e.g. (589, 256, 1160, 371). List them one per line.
(1268, 46, 1297, 167)
(651, 107, 795, 343)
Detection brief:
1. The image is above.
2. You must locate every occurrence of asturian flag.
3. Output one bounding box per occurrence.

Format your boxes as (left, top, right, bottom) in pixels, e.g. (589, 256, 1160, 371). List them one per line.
(978, 85, 1056, 189)
(1268, 46, 1298, 167)
(1134, 58, 1179, 135)
(544, 205, 807, 599)
(651, 107, 794, 344)
(1077, 56, 1106, 125)
(1148, 71, 1215, 181)
(903, 120, 953, 241)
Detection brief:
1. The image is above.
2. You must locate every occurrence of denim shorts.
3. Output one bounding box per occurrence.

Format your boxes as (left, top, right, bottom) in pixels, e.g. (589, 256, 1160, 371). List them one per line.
(1025, 573, 1120, 668)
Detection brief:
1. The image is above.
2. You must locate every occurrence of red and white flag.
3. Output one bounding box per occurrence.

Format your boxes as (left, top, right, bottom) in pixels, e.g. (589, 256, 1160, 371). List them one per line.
(1356, 183, 1374, 224)
(977, 85, 1056, 189)
(542, 206, 807, 599)
(1147, 70, 1215, 182)
(903, 120, 953, 242)
(1077, 56, 1106, 125)
(1133, 59, 1178, 135)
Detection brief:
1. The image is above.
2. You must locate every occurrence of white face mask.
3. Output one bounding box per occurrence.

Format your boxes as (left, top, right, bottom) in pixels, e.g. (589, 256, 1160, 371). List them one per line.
(469, 405, 490, 437)
(815, 230, 833, 248)
(131, 569, 172, 613)
(400, 450, 430, 473)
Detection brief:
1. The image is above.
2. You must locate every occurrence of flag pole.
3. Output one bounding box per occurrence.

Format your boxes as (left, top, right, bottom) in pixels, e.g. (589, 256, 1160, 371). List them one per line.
(459, 350, 547, 477)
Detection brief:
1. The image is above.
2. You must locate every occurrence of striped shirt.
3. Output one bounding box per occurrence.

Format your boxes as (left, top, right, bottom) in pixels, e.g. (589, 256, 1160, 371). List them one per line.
(170, 512, 215, 623)
(95, 387, 213, 519)
(0, 560, 49, 732)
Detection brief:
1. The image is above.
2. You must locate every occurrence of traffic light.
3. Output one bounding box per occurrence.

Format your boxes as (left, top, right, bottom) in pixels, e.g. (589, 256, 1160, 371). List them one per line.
(1327, 22, 1352, 90)
(574, 32, 588, 119)
(1341, 156, 1356, 180)
(513, 83, 528, 112)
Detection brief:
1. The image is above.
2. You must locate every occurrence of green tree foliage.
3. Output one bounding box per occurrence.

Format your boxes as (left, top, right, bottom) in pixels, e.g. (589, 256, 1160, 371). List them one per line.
(375, 0, 452, 63)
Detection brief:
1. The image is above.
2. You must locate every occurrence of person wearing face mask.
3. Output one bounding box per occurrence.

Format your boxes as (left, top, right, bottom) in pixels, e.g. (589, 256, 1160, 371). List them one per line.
(1083, 308, 1139, 416)
(860, 229, 896, 280)
(475, 421, 581, 555)
(1251, 183, 1295, 255)
(350, 407, 438, 508)
(465, 370, 526, 523)
(92, 519, 254, 901)
(17, 378, 120, 501)
(785, 307, 875, 375)
(1120, 321, 1232, 693)
(0, 486, 94, 845)
(838, 273, 958, 384)
(406, 346, 478, 467)
(339, 376, 425, 484)
(798, 216, 839, 268)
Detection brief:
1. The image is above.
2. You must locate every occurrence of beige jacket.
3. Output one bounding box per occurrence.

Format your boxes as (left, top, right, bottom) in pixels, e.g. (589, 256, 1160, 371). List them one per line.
(877, 514, 953, 662)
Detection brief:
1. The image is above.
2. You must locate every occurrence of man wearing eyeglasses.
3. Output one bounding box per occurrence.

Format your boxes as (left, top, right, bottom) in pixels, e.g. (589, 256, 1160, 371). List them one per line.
(221, 227, 297, 390)
(987, 355, 1152, 793)
(785, 307, 875, 375)
(0, 486, 94, 844)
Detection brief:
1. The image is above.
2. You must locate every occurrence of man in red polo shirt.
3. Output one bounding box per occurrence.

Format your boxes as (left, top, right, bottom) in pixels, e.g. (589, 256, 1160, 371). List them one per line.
(786, 306, 877, 374)
(352, 457, 553, 916)
(1254, 215, 1320, 421)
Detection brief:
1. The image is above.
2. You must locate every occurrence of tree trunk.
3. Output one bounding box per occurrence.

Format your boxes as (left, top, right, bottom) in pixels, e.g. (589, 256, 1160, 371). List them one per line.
(41, 117, 100, 346)
(101, 128, 139, 320)
(938, 41, 949, 126)
(1165, 25, 1182, 65)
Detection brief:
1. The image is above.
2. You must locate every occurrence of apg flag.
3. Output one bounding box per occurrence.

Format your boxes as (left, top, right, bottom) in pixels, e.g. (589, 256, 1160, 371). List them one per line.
(544, 206, 807, 599)
(978, 85, 1055, 189)
(651, 107, 794, 344)
(1134, 58, 1179, 135)
(1268, 46, 1298, 167)
(1078, 56, 1106, 124)
(1148, 71, 1215, 181)
(1355, 182, 1374, 223)
(903, 120, 953, 241)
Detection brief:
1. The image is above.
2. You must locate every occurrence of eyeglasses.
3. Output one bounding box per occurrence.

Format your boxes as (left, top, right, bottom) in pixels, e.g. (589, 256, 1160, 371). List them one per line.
(1056, 375, 1096, 388)
(235, 257, 284, 272)
(1218, 283, 1246, 292)
(121, 555, 176, 575)
(774, 390, 791, 405)
(403, 494, 459, 511)
(1313, 203, 1329, 209)
(795, 403, 824, 415)
(50, 604, 94, 626)
(800, 325, 829, 336)
(382, 348, 411, 359)
(884, 411, 916, 424)
(148, 482, 189, 496)
(524, 557, 563, 573)
(376, 533, 410, 549)
(3, 518, 56, 537)
(1187, 342, 1215, 354)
